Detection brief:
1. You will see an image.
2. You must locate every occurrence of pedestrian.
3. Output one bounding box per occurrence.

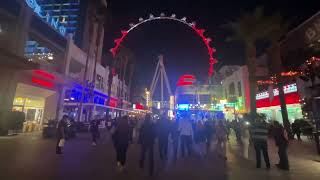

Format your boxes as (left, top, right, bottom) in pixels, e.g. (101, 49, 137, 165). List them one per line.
(106, 115, 112, 131)
(204, 120, 214, 155)
(235, 120, 242, 143)
(292, 120, 301, 141)
(216, 120, 227, 160)
(90, 118, 100, 146)
(171, 119, 180, 161)
(112, 116, 131, 172)
(225, 119, 231, 141)
(241, 121, 250, 159)
(178, 114, 194, 158)
(195, 120, 206, 157)
(250, 116, 270, 169)
(56, 115, 68, 154)
(139, 114, 156, 176)
(273, 121, 289, 170)
(156, 115, 171, 160)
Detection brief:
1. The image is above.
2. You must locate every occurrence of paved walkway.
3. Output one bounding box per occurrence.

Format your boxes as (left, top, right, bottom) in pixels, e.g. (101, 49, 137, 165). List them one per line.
(0, 130, 319, 180)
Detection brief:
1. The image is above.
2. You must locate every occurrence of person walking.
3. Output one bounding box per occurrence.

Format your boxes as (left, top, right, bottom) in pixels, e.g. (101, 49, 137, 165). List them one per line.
(90, 118, 100, 146)
(56, 115, 68, 154)
(204, 120, 214, 155)
(171, 119, 180, 162)
(241, 121, 250, 159)
(292, 120, 301, 141)
(250, 117, 270, 169)
(178, 115, 194, 158)
(156, 115, 171, 160)
(112, 116, 131, 172)
(195, 120, 206, 157)
(216, 120, 227, 160)
(139, 114, 156, 176)
(273, 121, 289, 170)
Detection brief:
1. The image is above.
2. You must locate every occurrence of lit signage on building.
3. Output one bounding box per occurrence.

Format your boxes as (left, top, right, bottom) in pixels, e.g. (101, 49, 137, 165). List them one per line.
(25, 0, 66, 36)
(256, 83, 298, 100)
(177, 104, 189, 110)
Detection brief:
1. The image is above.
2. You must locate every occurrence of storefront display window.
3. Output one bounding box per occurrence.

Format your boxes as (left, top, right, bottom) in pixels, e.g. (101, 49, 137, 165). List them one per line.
(13, 97, 45, 123)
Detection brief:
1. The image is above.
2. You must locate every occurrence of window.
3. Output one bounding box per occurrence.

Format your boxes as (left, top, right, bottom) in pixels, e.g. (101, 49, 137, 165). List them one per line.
(229, 83, 235, 96)
(238, 81, 242, 96)
(225, 89, 228, 98)
(96, 74, 104, 90)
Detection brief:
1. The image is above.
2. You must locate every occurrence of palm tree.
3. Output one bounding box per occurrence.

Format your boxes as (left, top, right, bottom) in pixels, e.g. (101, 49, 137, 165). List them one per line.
(106, 46, 135, 116)
(226, 7, 280, 116)
(264, 14, 293, 136)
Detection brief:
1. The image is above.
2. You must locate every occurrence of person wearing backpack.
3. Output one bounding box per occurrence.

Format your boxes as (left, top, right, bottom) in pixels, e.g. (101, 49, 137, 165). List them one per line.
(273, 121, 289, 170)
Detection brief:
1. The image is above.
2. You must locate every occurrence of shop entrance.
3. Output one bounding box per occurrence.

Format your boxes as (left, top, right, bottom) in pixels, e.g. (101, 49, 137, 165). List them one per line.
(13, 83, 56, 131)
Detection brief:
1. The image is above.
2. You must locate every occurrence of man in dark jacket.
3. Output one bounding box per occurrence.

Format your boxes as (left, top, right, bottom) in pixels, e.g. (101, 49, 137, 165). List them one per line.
(204, 120, 214, 155)
(139, 114, 156, 176)
(90, 119, 100, 146)
(250, 117, 270, 169)
(56, 115, 68, 154)
(291, 120, 301, 141)
(273, 121, 289, 170)
(157, 115, 171, 160)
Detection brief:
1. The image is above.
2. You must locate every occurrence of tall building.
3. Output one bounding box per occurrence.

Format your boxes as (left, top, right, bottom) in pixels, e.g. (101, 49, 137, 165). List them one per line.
(36, 0, 85, 45)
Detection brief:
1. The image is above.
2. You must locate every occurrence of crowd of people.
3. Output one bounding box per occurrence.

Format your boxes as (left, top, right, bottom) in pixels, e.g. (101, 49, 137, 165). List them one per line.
(55, 112, 293, 176)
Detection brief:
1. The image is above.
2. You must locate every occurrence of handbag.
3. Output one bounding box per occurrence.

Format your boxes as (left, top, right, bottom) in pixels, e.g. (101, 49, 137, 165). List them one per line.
(58, 139, 65, 147)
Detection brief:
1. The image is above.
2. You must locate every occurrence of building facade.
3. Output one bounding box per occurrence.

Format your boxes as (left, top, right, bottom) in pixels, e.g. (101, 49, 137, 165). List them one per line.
(0, 0, 130, 132)
(220, 66, 250, 120)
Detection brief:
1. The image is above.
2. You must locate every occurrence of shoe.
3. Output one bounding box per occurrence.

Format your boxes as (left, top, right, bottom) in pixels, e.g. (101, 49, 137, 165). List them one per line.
(56, 151, 63, 155)
(92, 142, 96, 146)
(117, 161, 121, 167)
(266, 166, 271, 170)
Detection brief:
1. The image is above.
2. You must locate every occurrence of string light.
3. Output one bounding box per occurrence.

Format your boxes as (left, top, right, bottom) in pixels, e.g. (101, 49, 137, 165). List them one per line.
(26, 52, 54, 62)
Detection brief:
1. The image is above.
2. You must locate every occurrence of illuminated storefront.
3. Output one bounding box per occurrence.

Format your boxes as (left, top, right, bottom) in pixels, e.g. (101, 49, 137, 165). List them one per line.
(256, 83, 303, 123)
(11, 69, 66, 132)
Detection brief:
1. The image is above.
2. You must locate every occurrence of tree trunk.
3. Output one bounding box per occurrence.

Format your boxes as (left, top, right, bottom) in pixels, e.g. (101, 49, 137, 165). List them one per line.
(277, 80, 292, 137)
(245, 42, 257, 116)
(268, 43, 292, 138)
(120, 57, 128, 110)
(106, 64, 115, 118)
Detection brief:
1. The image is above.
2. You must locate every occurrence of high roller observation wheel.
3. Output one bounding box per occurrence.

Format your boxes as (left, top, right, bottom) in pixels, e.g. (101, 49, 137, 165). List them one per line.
(110, 13, 218, 77)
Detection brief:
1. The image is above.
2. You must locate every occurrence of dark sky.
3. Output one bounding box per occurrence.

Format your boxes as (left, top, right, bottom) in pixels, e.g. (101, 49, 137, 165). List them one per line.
(103, 0, 319, 97)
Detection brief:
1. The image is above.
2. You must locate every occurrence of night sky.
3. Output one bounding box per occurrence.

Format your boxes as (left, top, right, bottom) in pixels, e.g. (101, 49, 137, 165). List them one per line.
(103, 0, 319, 97)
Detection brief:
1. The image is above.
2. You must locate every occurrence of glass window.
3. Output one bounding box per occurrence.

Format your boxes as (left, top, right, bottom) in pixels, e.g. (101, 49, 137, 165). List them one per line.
(229, 83, 235, 96)
(238, 81, 242, 96)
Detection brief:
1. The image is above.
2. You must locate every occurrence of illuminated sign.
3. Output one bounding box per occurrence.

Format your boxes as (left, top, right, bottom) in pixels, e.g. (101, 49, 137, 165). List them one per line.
(177, 74, 196, 87)
(256, 83, 298, 100)
(177, 104, 189, 110)
(25, 0, 66, 36)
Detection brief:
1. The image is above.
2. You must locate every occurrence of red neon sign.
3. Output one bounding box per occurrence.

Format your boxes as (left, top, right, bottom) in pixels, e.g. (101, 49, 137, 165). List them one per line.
(135, 103, 145, 110)
(109, 97, 118, 107)
(33, 70, 55, 80)
(256, 92, 300, 108)
(31, 77, 54, 88)
(177, 74, 196, 87)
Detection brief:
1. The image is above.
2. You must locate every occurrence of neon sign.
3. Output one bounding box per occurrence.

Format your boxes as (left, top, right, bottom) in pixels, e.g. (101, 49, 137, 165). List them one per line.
(25, 0, 66, 36)
(256, 83, 298, 100)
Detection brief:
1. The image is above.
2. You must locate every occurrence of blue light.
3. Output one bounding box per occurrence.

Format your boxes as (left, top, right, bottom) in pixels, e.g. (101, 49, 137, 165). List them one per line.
(25, 0, 66, 36)
(178, 104, 189, 110)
